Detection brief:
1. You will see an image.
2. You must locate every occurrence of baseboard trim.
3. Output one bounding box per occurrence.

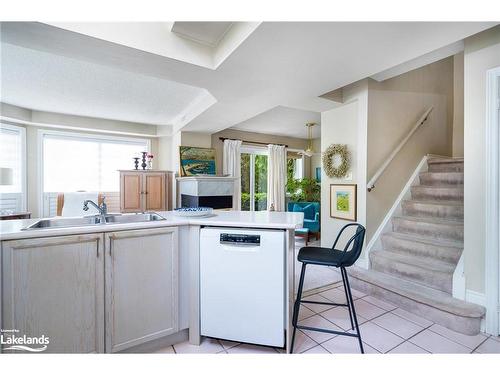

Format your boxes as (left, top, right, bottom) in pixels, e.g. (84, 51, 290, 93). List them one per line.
(466, 289, 486, 307)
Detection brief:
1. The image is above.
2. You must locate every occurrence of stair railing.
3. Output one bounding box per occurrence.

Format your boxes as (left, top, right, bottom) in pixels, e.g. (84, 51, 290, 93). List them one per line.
(367, 106, 433, 192)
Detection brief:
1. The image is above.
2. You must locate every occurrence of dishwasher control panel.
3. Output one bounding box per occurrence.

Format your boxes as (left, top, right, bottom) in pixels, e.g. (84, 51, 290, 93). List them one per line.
(220, 233, 261, 245)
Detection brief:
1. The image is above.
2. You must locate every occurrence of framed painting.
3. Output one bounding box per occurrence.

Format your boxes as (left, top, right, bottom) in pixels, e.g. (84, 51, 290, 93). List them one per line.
(179, 146, 216, 177)
(330, 184, 357, 221)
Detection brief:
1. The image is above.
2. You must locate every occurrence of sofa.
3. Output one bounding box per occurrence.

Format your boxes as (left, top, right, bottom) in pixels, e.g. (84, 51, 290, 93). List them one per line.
(288, 201, 320, 243)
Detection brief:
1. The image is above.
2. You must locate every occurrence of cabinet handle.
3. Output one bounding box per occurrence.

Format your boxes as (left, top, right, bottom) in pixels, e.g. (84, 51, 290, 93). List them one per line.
(109, 237, 113, 257)
(96, 237, 100, 258)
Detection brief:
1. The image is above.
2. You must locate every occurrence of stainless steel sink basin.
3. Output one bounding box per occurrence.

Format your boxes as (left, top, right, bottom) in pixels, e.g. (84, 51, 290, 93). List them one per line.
(105, 213, 165, 224)
(22, 213, 166, 230)
(23, 216, 102, 230)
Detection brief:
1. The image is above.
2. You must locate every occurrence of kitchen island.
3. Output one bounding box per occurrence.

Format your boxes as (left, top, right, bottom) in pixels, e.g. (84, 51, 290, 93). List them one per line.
(0, 210, 303, 353)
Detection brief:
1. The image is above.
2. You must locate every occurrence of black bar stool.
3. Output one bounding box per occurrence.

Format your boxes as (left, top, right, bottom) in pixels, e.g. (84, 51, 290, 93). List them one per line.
(290, 223, 366, 353)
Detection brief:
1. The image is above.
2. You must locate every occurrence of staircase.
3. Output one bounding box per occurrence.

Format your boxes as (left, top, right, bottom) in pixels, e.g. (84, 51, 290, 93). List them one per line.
(350, 157, 486, 335)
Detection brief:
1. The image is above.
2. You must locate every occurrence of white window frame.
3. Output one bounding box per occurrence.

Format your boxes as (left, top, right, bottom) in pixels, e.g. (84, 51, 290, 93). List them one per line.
(240, 145, 268, 211)
(0, 123, 27, 211)
(38, 129, 151, 216)
(485, 66, 500, 336)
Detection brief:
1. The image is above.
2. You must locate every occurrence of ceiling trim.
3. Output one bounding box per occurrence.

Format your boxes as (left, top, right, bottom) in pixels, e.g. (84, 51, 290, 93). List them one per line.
(0, 115, 161, 138)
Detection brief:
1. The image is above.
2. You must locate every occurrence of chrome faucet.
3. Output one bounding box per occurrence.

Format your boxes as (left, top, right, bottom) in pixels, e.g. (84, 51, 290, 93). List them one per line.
(83, 197, 107, 223)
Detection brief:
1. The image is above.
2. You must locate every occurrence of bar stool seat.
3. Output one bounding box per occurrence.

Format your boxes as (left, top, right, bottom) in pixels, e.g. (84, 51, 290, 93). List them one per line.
(290, 223, 366, 354)
(297, 247, 347, 267)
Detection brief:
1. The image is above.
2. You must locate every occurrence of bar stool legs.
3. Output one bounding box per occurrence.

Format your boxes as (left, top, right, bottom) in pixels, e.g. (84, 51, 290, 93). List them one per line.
(342, 267, 364, 354)
(290, 263, 307, 353)
(290, 265, 364, 354)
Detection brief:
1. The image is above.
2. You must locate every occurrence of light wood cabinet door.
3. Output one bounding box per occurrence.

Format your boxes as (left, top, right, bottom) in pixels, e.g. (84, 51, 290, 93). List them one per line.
(105, 227, 179, 353)
(1, 234, 104, 353)
(120, 172, 142, 212)
(144, 173, 166, 211)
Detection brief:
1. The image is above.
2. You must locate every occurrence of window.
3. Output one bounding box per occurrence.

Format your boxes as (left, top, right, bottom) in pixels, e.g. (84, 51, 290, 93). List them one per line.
(40, 130, 149, 215)
(0, 123, 26, 212)
(240, 146, 268, 211)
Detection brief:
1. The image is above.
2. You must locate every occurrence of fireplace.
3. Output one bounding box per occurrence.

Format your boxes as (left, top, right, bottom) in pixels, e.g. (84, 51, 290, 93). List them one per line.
(176, 176, 239, 210)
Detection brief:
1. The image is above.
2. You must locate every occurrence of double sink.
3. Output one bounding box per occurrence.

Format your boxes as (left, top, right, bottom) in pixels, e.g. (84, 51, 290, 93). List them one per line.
(23, 213, 166, 230)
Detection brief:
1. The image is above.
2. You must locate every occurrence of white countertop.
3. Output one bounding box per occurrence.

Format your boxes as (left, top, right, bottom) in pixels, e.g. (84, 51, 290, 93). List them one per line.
(0, 210, 304, 241)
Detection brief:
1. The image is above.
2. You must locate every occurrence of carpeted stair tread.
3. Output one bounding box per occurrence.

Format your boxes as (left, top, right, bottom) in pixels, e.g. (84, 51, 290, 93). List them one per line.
(401, 199, 464, 220)
(382, 230, 463, 247)
(370, 250, 455, 293)
(419, 172, 464, 186)
(349, 267, 484, 319)
(371, 249, 456, 273)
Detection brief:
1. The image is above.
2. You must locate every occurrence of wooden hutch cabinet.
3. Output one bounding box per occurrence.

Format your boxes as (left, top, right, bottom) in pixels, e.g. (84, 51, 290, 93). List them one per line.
(119, 170, 174, 213)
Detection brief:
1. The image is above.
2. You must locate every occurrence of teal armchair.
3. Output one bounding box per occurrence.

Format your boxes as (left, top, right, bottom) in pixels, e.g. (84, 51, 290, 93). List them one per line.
(288, 202, 320, 242)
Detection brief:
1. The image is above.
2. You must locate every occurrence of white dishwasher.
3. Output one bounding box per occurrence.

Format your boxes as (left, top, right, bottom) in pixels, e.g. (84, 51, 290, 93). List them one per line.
(200, 227, 285, 347)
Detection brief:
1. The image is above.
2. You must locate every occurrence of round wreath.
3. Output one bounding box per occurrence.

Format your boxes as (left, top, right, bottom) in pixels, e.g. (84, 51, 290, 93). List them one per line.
(323, 144, 350, 178)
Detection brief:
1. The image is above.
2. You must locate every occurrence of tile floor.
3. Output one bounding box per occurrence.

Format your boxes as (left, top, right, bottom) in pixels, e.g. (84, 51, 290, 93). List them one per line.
(155, 282, 500, 354)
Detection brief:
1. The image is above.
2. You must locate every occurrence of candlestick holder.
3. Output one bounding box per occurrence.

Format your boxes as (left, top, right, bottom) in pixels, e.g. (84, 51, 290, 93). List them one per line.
(141, 152, 148, 170)
(133, 157, 140, 170)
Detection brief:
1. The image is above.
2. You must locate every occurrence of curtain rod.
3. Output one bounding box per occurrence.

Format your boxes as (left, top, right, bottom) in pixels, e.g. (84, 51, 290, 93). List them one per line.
(218, 137, 288, 148)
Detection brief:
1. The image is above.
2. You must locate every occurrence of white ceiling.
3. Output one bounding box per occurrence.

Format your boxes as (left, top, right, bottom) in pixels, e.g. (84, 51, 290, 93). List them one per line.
(231, 106, 321, 139)
(0, 42, 210, 126)
(171, 22, 233, 47)
(1, 22, 497, 137)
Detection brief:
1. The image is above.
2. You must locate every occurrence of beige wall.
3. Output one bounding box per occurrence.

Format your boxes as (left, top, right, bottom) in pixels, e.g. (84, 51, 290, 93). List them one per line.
(321, 80, 368, 255)
(463, 26, 500, 294)
(453, 52, 465, 157)
(366, 57, 455, 242)
(1, 103, 161, 218)
(210, 128, 309, 175)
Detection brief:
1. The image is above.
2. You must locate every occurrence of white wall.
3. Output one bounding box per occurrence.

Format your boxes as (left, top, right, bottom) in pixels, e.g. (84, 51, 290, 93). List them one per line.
(463, 26, 500, 294)
(320, 80, 368, 259)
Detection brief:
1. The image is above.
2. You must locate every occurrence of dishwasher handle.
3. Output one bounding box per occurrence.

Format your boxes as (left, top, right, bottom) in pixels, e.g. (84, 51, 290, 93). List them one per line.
(220, 233, 261, 246)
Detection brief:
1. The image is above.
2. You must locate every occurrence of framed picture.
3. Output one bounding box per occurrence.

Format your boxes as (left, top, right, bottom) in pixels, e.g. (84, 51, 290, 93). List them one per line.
(179, 146, 216, 177)
(330, 184, 357, 221)
(315, 167, 321, 182)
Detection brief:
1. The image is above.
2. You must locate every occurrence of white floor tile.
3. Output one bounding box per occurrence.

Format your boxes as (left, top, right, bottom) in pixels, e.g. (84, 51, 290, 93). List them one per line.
(357, 322, 405, 353)
(303, 345, 330, 354)
(372, 312, 424, 339)
(227, 343, 278, 354)
(321, 306, 367, 331)
(474, 337, 500, 353)
(291, 330, 318, 353)
(349, 287, 367, 299)
(153, 345, 175, 354)
(388, 341, 429, 354)
(391, 308, 433, 328)
(218, 339, 240, 350)
(353, 299, 386, 320)
(301, 294, 334, 314)
(428, 324, 489, 349)
(409, 330, 470, 353)
(320, 287, 348, 304)
(299, 314, 344, 343)
(321, 335, 378, 354)
(298, 305, 316, 321)
(361, 295, 397, 311)
(173, 337, 225, 354)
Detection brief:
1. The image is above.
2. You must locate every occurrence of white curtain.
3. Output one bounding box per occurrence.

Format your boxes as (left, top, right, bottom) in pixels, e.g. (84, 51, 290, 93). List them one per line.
(267, 144, 286, 211)
(223, 139, 242, 210)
